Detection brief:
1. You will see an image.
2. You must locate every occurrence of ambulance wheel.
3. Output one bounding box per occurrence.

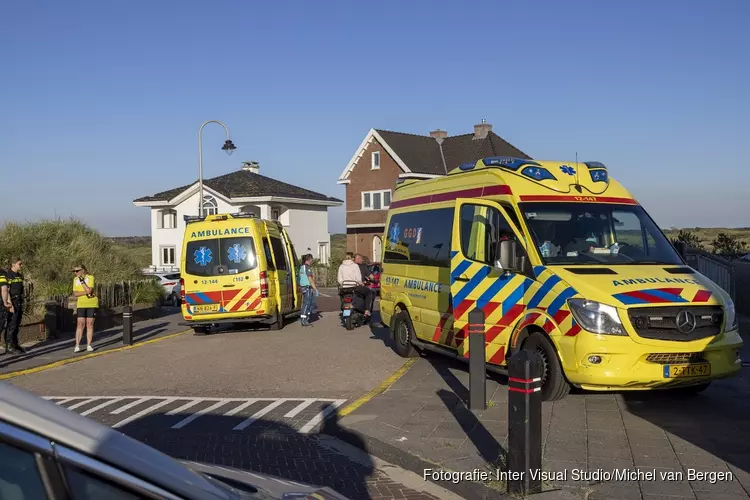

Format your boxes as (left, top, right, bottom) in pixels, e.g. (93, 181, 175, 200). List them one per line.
(269, 309, 283, 331)
(393, 311, 418, 358)
(522, 332, 570, 401)
(192, 326, 208, 335)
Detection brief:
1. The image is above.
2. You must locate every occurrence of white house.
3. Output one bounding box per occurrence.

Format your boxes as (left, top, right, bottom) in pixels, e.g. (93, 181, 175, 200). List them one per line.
(133, 162, 343, 271)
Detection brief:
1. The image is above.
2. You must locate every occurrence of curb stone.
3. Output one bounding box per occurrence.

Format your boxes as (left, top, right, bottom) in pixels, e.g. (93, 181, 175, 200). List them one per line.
(319, 426, 509, 500)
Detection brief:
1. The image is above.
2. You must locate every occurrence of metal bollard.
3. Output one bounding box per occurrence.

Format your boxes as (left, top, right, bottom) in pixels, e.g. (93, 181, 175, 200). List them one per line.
(122, 305, 133, 345)
(507, 349, 543, 496)
(467, 308, 486, 410)
(43, 300, 59, 340)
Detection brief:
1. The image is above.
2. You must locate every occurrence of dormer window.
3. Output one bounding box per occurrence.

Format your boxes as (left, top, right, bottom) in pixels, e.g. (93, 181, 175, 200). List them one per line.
(371, 151, 380, 170)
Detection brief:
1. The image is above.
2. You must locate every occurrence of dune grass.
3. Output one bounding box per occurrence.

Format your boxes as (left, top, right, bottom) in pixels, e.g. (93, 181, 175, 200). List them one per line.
(0, 218, 164, 320)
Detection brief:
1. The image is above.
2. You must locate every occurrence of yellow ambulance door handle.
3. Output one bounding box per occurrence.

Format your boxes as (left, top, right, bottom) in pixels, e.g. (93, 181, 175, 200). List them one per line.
(455, 274, 470, 282)
(222, 284, 235, 288)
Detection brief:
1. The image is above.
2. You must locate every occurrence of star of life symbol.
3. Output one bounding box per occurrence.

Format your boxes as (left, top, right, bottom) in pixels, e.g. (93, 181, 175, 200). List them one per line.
(560, 165, 576, 176)
(227, 244, 246, 264)
(389, 223, 400, 249)
(194, 247, 212, 266)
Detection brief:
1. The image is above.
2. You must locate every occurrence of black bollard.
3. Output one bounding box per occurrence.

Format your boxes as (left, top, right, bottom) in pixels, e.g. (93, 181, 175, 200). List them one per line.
(43, 300, 59, 340)
(122, 305, 133, 345)
(467, 308, 486, 410)
(507, 349, 543, 496)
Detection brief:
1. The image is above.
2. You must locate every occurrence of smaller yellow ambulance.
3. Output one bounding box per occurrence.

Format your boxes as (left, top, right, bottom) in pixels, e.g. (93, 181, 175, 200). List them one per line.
(380, 157, 742, 400)
(179, 212, 301, 333)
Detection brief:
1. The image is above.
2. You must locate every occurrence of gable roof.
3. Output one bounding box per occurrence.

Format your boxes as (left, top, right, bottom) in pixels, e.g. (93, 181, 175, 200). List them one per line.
(134, 170, 343, 204)
(338, 127, 531, 182)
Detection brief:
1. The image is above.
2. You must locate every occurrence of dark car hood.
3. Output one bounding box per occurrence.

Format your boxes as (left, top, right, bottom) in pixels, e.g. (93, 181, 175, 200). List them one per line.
(183, 461, 349, 500)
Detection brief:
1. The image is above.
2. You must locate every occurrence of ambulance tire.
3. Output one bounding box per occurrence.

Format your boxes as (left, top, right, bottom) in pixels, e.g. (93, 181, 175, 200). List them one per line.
(522, 332, 570, 401)
(192, 326, 209, 335)
(393, 311, 418, 358)
(269, 309, 284, 331)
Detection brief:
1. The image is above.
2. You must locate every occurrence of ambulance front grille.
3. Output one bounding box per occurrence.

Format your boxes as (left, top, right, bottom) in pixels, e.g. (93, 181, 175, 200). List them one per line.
(646, 352, 706, 364)
(628, 306, 723, 342)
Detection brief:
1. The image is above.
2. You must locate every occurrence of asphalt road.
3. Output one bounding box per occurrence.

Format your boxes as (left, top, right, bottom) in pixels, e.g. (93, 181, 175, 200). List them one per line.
(7, 311, 398, 400)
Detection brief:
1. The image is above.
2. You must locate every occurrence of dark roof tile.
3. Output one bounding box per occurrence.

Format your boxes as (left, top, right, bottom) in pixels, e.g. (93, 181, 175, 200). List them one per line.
(134, 170, 342, 204)
(374, 129, 531, 175)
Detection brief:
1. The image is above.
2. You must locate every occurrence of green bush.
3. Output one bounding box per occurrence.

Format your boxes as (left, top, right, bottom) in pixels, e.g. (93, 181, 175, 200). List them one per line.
(0, 218, 159, 318)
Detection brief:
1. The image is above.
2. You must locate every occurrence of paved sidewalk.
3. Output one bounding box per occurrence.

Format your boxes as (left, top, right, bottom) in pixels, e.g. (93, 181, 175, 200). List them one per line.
(0, 309, 188, 376)
(326, 324, 750, 500)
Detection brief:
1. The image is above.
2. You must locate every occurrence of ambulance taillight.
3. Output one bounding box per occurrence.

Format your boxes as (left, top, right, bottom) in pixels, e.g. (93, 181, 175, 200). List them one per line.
(260, 271, 269, 298)
(179, 278, 185, 302)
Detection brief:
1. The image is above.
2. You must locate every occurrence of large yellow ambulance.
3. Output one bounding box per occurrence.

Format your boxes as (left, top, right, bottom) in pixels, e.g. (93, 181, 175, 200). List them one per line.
(179, 212, 300, 333)
(380, 157, 742, 400)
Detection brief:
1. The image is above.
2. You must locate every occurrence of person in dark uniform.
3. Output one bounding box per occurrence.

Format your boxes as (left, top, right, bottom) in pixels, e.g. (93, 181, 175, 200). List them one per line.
(0, 268, 9, 355)
(4, 257, 25, 354)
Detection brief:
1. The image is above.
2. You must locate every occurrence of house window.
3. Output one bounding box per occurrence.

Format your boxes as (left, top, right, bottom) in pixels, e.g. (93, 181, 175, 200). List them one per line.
(161, 209, 177, 229)
(161, 246, 176, 266)
(271, 208, 280, 221)
(201, 195, 218, 216)
(361, 189, 391, 210)
(371, 151, 380, 170)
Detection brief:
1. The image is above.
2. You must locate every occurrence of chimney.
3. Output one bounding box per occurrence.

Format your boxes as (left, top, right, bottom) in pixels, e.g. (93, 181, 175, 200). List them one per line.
(429, 129, 448, 142)
(473, 119, 492, 140)
(241, 161, 259, 174)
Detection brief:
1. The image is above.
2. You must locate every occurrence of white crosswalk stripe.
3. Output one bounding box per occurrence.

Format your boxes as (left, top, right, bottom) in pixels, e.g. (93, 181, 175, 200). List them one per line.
(43, 395, 347, 434)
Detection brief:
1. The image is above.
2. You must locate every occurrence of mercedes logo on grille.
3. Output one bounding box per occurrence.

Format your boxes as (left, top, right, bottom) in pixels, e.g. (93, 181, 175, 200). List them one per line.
(675, 310, 697, 334)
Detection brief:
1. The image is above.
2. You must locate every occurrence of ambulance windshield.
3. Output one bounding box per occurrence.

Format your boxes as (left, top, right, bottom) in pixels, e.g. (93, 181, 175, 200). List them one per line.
(519, 203, 683, 266)
(185, 237, 258, 276)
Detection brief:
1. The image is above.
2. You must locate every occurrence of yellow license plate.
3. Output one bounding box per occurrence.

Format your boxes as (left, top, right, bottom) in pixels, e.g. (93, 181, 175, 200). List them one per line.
(193, 304, 220, 313)
(664, 363, 711, 378)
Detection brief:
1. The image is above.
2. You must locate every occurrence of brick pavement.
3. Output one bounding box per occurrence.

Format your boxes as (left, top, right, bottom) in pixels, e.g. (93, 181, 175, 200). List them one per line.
(49, 395, 456, 500)
(329, 328, 750, 500)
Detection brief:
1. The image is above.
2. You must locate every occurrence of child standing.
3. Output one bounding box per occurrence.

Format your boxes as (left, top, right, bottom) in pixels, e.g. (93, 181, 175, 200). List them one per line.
(298, 254, 317, 327)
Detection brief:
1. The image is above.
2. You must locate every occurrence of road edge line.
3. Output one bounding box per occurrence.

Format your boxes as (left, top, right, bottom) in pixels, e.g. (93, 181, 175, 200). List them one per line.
(0, 329, 192, 381)
(339, 357, 417, 417)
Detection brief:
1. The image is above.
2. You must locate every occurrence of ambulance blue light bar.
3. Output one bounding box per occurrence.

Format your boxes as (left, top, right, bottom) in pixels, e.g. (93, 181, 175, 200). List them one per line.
(184, 212, 258, 225)
(482, 157, 542, 171)
(583, 161, 607, 169)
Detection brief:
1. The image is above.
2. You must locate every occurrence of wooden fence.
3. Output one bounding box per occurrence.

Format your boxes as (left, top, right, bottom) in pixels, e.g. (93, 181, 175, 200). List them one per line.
(23, 280, 161, 312)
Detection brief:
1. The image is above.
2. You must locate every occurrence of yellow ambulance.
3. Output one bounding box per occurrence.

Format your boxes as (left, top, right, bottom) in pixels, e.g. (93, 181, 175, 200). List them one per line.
(179, 212, 300, 333)
(380, 157, 742, 400)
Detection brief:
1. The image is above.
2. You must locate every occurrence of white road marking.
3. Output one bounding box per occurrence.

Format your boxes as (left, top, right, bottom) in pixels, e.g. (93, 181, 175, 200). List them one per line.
(223, 399, 258, 416)
(171, 400, 231, 429)
(233, 400, 287, 430)
(112, 398, 177, 428)
(284, 398, 316, 418)
(299, 399, 346, 433)
(66, 398, 101, 410)
(166, 399, 202, 416)
(43, 396, 347, 432)
(81, 398, 125, 416)
(111, 397, 150, 414)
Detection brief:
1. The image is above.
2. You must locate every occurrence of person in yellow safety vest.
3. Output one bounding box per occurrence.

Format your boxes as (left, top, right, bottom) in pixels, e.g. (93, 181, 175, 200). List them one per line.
(4, 258, 26, 354)
(0, 268, 10, 355)
(72, 264, 99, 353)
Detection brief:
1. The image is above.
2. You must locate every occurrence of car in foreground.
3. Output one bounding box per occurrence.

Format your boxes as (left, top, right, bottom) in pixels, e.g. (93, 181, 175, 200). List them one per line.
(0, 383, 349, 499)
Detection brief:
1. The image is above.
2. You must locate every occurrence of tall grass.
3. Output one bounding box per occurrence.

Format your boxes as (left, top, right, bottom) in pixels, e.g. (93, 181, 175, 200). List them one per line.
(0, 218, 164, 320)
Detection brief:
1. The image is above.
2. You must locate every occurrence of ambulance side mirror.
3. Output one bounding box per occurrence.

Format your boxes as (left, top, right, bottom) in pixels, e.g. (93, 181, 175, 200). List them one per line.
(495, 240, 520, 273)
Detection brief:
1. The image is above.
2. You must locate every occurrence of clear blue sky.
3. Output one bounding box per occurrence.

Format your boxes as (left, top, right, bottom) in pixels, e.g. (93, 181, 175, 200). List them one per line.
(1, 0, 748, 236)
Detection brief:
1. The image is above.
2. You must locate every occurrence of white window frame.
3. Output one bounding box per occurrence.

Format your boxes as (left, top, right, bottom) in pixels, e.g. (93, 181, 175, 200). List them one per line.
(371, 151, 380, 170)
(161, 209, 177, 229)
(361, 189, 391, 211)
(160, 246, 176, 266)
(317, 241, 329, 265)
(201, 195, 218, 217)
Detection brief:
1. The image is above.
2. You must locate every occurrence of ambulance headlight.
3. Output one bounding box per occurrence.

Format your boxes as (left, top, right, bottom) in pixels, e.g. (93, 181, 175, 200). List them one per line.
(567, 299, 626, 336)
(725, 297, 739, 332)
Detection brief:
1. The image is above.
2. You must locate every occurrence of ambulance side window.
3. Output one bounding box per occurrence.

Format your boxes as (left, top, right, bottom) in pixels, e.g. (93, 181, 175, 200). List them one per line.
(459, 204, 514, 265)
(269, 237, 288, 271)
(263, 239, 276, 271)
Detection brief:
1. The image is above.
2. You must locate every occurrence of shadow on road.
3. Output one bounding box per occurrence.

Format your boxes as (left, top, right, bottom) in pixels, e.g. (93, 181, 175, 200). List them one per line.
(366, 311, 395, 350)
(0, 322, 170, 369)
(117, 403, 378, 500)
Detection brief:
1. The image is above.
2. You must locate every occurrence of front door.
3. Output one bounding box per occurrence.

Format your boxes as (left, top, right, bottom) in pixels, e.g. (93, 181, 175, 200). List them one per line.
(373, 235, 382, 263)
(450, 199, 529, 365)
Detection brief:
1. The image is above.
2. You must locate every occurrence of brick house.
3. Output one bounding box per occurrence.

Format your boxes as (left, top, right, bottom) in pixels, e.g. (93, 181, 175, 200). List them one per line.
(337, 120, 531, 261)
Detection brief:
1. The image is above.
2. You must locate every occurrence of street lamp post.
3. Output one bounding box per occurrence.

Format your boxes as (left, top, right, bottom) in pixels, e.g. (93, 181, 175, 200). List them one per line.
(198, 120, 237, 216)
